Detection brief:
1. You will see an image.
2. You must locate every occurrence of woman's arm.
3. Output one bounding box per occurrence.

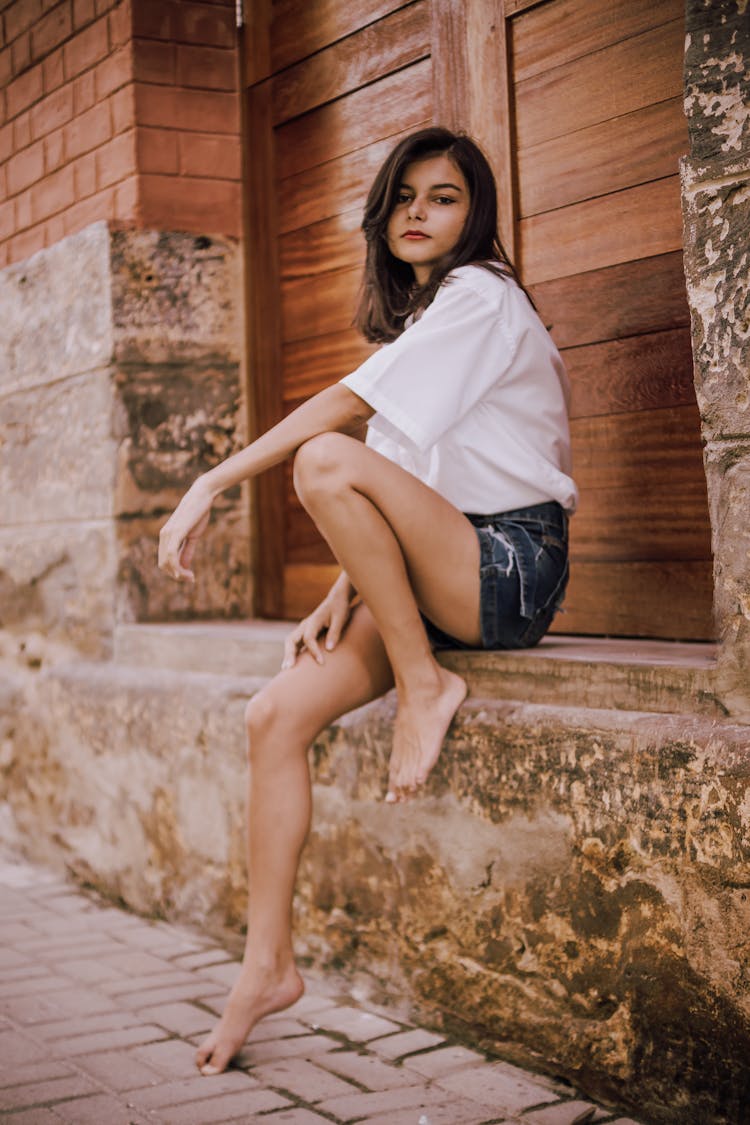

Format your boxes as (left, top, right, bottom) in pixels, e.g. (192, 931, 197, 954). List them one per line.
(158, 383, 373, 581)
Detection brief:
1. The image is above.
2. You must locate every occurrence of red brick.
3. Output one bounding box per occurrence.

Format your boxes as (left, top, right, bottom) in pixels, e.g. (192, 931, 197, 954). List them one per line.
(108, 0, 131, 49)
(0, 122, 13, 163)
(0, 163, 6, 201)
(175, 1, 233, 48)
(13, 110, 32, 149)
(95, 126, 135, 188)
(4, 0, 43, 42)
(113, 170, 137, 220)
(73, 149, 95, 195)
(11, 31, 30, 75)
(0, 47, 10, 87)
(30, 82, 73, 138)
(136, 124, 177, 173)
(62, 182, 113, 231)
(140, 172, 240, 234)
(62, 13, 107, 77)
(95, 0, 116, 13)
(178, 131, 240, 180)
(0, 199, 13, 240)
(14, 187, 32, 228)
(43, 125, 65, 170)
(64, 97, 110, 158)
(43, 45, 65, 90)
(7, 139, 44, 194)
(31, 2, 72, 60)
(45, 210, 66, 244)
(132, 36, 175, 84)
(9, 222, 46, 261)
(0, 243, 8, 269)
(7, 64, 44, 119)
(30, 160, 75, 220)
(109, 81, 135, 132)
(135, 82, 238, 133)
(132, 0, 175, 41)
(176, 43, 236, 91)
(72, 67, 95, 111)
(73, 0, 95, 28)
(94, 42, 131, 98)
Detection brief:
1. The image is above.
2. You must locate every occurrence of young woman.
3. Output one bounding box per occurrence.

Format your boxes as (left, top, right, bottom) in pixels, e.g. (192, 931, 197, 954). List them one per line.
(158, 127, 577, 1075)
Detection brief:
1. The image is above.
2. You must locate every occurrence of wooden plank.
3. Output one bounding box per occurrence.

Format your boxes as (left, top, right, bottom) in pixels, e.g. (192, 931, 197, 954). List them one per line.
(531, 252, 690, 350)
(566, 328, 696, 420)
(283, 564, 341, 620)
(504, 0, 546, 15)
(519, 175, 683, 285)
(282, 264, 363, 344)
(511, 0, 683, 84)
(243, 0, 272, 85)
(431, 0, 469, 131)
(280, 209, 365, 281)
(271, 2, 430, 125)
(570, 405, 712, 563)
(271, 0, 410, 73)
(550, 560, 715, 640)
(514, 20, 684, 150)
(278, 111, 432, 233)
(277, 64, 431, 181)
(245, 83, 286, 617)
(282, 329, 376, 402)
(517, 97, 688, 218)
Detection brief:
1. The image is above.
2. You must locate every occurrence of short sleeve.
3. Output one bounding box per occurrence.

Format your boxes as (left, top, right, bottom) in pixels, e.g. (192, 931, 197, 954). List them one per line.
(340, 270, 517, 454)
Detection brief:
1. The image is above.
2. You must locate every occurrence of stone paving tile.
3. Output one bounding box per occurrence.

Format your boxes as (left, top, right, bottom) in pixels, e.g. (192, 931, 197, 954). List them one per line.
(236, 1032, 341, 1068)
(403, 1043, 487, 1077)
(436, 1062, 562, 1113)
(135, 1000, 215, 1037)
(245, 1017, 312, 1042)
(119, 982, 223, 1010)
(101, 970, 199, 995)
(0, 1109, 63, 1124)
(127, 1069, 261, 1110)
(51, 1024, 170, 1058)
(261, 1110, 338, 1125)
(522, 1100, 611, 1124)
(130, 1038, 201, 1079)
(0, 1028, 48, 1068)
(307, 1003, 403, 1042)
(0, 1073, 100, 1110)
(22, 1011, 145, 1041)
(369, 1027, 446, 1059)
(157, 1087, 291, 1123)
(251, 1056, 361, 1103)
(74, 1049, 166, 1092)
(172, 949, 237, 970)
(315, 1049, 417, 1090)
(0, 1060, 72, 1089)
(361, 1100, 503, 1125)
(315, 1082, 448, 1120)
(52, 1092, 151, 1123)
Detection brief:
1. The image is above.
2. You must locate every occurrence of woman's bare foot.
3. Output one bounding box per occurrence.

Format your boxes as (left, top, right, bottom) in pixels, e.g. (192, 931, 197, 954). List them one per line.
(385, 666, 467, 802)
(196, 960, 304, 1075)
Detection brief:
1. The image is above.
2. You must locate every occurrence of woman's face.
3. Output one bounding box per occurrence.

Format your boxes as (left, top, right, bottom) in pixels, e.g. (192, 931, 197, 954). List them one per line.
(386, 154, 470, 285)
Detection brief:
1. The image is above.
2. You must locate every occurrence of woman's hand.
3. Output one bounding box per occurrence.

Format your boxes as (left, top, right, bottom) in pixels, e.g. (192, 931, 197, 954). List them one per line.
(282, 581, 354, 669)
(158, 479, 215, 583)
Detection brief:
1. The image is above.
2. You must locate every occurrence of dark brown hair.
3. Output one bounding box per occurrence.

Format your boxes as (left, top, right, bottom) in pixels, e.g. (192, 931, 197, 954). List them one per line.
(354, 127, 524, 343)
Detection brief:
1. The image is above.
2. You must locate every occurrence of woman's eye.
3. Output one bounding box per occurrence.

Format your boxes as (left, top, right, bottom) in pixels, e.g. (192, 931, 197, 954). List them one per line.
(396, 192, 411, 205)
(434, 196, 456, 205)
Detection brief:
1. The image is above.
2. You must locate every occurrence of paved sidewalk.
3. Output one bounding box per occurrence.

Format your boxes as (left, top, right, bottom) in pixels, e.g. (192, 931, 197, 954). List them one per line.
(0, 855, 645, 1125)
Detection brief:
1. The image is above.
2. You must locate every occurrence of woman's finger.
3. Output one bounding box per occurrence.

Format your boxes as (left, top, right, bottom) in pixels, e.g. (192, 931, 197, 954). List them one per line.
(303, 630, 325, 665)
(281, 629, 302, 670)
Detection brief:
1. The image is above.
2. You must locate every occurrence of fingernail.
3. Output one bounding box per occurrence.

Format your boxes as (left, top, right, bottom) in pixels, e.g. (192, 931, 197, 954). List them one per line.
(201, 1064, 221, 1076)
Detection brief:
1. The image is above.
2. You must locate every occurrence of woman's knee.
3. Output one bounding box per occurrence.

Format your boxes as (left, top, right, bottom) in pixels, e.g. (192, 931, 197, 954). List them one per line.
(292, 432, 353, 503)
(244, 690, 280, 762)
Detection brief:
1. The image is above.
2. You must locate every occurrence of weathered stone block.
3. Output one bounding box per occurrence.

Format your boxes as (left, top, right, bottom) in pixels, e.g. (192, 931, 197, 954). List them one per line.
(684, 1, 750, 164)
(0, 370, 117, 524)
(109, 230, 242, 365)
(115, 506, 251, 623)
(0, 222, 113, 391)
(0, 522, 117, 660)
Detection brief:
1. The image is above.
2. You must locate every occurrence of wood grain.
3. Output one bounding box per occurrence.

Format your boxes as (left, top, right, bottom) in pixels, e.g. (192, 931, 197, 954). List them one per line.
(566, 328, 696, 420)
(277, 62, 432, 180)
(245, 83, 286, 617)
(282, 329, 376, 402)
(517, 97, 688, 218)
(280, 209, 365, 281)
(550, 560, 715, 640)
(278, 111, 431, 233)
(271, 0, 410, 73)
(281, 265, 362, 343)
(519, 175, 683, 284)
(271, 2, 429, 124)
(244, 0, 272, 85)
(514, 19, 684, 149)
(283, 564, 342, 619)
(511, 0, 683, 84)
(531, 252, 690, 350)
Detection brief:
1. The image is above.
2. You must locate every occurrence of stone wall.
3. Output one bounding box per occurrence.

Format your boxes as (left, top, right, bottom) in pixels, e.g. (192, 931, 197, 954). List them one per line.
(0, 220, 251, 665)
(681, 0, 750, 719)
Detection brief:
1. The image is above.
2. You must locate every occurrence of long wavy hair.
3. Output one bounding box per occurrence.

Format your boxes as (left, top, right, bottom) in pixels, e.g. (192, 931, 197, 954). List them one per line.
(354, 127, 524, 343)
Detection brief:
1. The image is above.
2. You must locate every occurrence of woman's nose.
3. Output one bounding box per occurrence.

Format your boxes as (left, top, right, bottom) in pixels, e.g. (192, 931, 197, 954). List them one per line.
(407, 196, 426, 220)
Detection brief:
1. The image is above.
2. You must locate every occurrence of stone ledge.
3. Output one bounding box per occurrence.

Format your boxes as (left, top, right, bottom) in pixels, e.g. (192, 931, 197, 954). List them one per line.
(114, 620, 722, 718)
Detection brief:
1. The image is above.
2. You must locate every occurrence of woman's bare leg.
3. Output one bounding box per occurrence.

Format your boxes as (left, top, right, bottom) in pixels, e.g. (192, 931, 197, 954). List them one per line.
(293, 432, 481, 801)
(196, 604, 393, 1075)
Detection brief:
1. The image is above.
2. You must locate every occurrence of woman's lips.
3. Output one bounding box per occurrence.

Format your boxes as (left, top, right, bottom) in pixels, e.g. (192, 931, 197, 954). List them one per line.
(403, 231, 429, 239)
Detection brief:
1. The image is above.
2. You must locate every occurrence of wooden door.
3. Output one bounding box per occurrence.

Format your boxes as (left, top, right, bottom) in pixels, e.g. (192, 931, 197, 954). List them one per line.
(244, 0, 715, 640)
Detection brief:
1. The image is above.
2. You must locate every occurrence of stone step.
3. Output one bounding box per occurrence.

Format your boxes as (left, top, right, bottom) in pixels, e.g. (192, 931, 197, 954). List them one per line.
(115, 620, 721, 717)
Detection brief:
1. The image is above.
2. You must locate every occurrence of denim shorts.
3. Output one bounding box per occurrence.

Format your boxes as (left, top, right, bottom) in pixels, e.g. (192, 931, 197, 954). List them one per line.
(423, 500, 569, 651)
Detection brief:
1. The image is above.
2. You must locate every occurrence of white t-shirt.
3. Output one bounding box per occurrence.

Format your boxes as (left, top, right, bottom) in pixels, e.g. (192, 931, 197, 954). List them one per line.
(340, 264, 578, 515)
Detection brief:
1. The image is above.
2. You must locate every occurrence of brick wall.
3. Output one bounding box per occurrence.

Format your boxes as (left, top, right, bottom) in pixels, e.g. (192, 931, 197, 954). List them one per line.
(0, 0, 241, 269)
